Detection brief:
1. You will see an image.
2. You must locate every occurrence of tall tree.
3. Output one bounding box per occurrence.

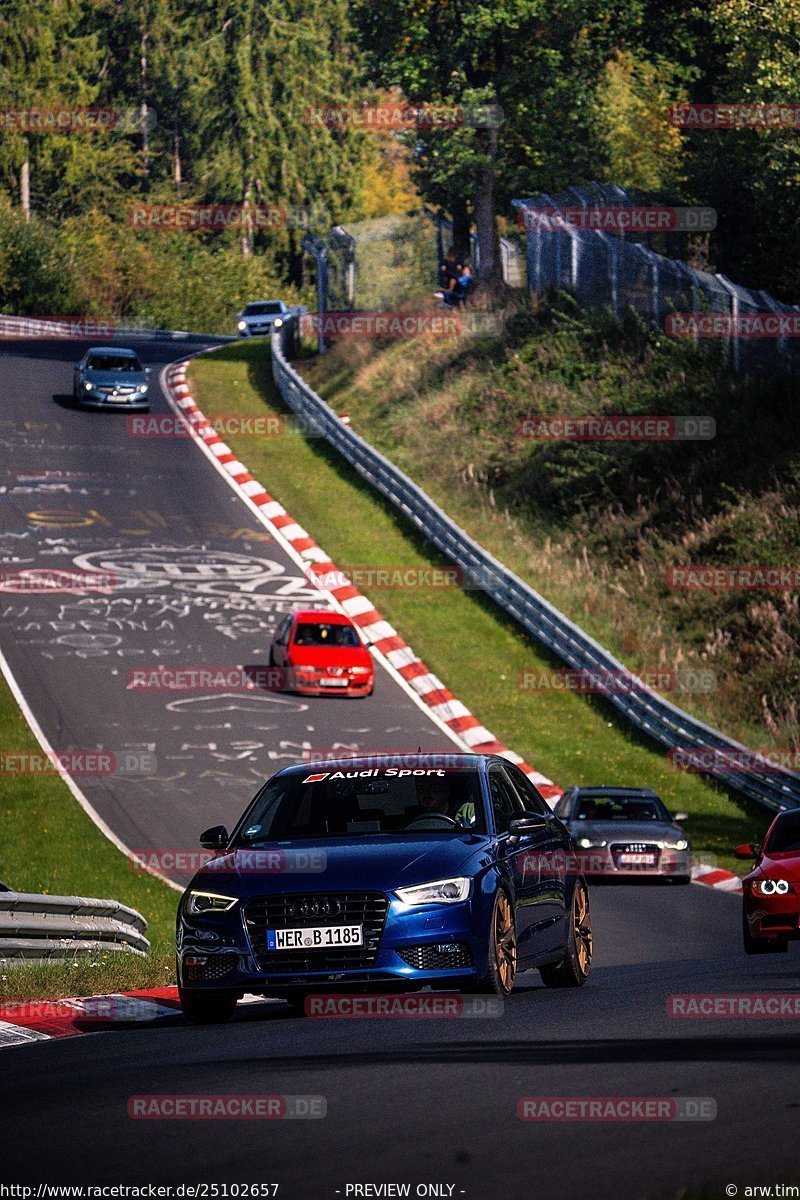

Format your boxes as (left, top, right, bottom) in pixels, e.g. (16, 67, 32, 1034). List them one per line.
(353, 0, 644, 289)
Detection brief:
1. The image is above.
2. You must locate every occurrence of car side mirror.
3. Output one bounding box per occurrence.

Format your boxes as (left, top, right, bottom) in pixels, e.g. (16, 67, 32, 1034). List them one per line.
(199, 824, 229, 850)
(674, 812, 689, 822)
(509, 813, 548, 838)
(733, 842, 761, 860)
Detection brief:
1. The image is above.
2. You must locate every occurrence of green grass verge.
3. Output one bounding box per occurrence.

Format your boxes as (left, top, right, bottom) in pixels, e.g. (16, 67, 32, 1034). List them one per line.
(189, 340, 773, 875)
(0, 668, 177, 1001)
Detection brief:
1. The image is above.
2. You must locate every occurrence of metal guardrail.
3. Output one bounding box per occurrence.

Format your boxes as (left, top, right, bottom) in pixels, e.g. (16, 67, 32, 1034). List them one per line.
(0, 892, 150, 961)
(272, 324, 800, 814)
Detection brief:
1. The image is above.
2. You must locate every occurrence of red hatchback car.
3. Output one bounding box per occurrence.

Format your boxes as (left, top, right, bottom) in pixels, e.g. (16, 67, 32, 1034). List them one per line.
(269, 609, 375, 697)
(736, 809, 800, 954)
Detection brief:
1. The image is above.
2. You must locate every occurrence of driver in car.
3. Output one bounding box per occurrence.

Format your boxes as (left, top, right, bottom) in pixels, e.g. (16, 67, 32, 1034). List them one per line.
(416, 777, 476, 827)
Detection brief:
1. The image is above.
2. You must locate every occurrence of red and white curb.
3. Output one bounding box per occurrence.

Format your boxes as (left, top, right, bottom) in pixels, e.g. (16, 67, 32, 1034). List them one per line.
(692, 861, 742, 893)
(163, 360, 561, 803)
(0, 989, 279, 1048)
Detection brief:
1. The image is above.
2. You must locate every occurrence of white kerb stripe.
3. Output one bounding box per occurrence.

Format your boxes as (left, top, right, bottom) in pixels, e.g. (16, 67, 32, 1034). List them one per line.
(261, 501, 286, 519)
(386, 646, 421, 670)
(410, 673, 445, 696)
(340, 595, 377, 618)
(459, 724, 496, 747)
(241, 479, 266, 497)
(428, 699, 472, 722)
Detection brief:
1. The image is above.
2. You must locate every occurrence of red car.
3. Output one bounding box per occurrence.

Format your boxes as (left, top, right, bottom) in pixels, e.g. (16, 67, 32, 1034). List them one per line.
(269, 609, 374, 697)
(736, 809, 800, 954)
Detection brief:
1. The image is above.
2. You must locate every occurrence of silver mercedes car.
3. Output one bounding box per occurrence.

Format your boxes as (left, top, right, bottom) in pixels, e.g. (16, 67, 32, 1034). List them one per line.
(73, 347, 150, 410)
(553, 786, 692, 883)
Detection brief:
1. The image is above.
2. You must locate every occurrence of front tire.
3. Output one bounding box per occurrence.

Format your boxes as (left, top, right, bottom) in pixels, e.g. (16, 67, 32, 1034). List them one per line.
(463, 890, 517, 998)
(539, 881, 592, 988)
(178, 987, 238, 1024)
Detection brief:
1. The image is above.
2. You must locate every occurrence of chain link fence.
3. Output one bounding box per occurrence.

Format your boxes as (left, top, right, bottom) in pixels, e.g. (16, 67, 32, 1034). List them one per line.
(513, 182, 800, 378)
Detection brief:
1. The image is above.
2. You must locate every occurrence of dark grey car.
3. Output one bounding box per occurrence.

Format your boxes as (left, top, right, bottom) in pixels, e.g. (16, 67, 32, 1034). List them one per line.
(553, 786, 692, 883)
(73, 347, 150, 410)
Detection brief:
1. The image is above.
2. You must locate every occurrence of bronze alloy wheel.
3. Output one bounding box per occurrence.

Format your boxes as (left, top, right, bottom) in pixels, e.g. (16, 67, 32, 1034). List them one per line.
(573, 882, 592, 977)
(494, 891, 517, 995)
(539, 881, 593, 989)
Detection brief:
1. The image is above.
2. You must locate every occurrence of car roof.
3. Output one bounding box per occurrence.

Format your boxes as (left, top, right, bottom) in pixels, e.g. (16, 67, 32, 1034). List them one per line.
(86, 346, 137, 357)
(291, 609, 352, 624)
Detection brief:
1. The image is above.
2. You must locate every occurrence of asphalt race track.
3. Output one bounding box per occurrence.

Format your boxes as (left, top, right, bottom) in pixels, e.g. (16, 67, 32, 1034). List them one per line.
(0, 334, 457, 878)
(2, 336, 799, 1198)
(3, 884, 800, 1196)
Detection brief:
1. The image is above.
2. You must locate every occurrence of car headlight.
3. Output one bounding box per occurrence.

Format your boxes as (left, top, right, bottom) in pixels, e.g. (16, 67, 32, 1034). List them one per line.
(395, 877, 471, 906)
(351, 666, 372, 675)
(185, 890, 239, 915)
(237, 320, 247, 332)
(84, 382, 93, 390)
(674, 839, 689, 851)
(752, 878, 792, 896)
(577, 837, 594, 849)
(273, 317, 283, 329)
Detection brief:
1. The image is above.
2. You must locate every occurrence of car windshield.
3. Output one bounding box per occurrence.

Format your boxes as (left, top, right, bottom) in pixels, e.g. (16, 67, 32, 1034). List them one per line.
(294, 622, 359, 647)
(243, 302, 282, 316)
(576, 795, 669, 822)
(765, 812, 800, 854)
(86, 354, 142, 372)
(233, 769, 486, 842)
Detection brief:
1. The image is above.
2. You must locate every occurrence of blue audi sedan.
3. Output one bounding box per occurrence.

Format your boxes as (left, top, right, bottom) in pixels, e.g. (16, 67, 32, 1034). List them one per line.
(176, 753, 592, 1022)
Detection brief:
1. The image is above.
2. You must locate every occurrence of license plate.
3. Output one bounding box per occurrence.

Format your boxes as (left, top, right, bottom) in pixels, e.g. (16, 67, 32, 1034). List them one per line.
(318, 677, 349, 687)
(618, 853, 656, 866)
(266, 924, 363, 951)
